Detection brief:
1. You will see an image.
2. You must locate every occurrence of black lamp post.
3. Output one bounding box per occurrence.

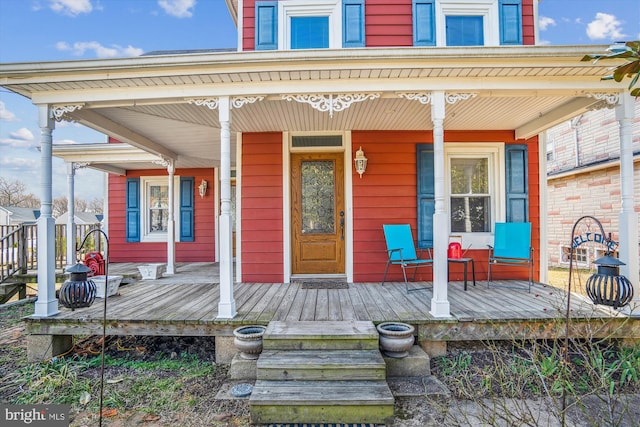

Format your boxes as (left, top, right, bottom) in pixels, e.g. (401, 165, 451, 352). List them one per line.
(59, 262, 96, 310)
(561, 215, 633, 425)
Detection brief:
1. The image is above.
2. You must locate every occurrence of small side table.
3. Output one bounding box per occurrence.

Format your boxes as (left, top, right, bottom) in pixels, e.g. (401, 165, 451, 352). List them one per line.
(448, 257, 476, 291)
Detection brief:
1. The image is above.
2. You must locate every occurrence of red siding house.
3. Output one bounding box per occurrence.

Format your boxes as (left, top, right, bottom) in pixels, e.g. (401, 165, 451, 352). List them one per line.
(1, 0, 637, 320)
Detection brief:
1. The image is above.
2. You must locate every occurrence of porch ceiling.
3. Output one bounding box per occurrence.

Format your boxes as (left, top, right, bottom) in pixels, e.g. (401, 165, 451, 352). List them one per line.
(0, 45, 627, 172)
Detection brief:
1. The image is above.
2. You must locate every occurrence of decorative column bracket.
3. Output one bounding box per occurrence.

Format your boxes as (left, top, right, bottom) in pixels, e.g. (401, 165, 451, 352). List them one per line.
(397, 92, 432, 104)
(397, 92, 477, 105)
(282, 93, 380, 118)
(51, 104, 84, 122)
(445, 93, 478, 104)
(587, 92, 620, 111)
(152, 157, 170, 168)
(73, 161, 91, 170)
(187, 96, 265, 111)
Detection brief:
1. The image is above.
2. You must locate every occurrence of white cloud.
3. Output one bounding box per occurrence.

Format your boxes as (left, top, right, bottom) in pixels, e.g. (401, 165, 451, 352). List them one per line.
(0, 101, 18, 122)
(49, 0, 93, 16)
(0, 128, 36, 148)
(10, 128, 35, 141)
(0, 156, 38, 170)
(538, 16, 556, 32)
(158, 0, 195, 18)
(586, 13, 626, 41)
(56, 41, 144, 58)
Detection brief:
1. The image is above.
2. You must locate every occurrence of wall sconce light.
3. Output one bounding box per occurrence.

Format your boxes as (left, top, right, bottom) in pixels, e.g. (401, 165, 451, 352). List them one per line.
(198, 179, 208, 198)
(354, 146, 367, 178)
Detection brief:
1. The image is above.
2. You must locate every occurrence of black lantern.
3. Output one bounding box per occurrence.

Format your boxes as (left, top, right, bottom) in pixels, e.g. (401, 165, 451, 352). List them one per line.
(585, 254, 634, 309)
(59, 262, 97, 310)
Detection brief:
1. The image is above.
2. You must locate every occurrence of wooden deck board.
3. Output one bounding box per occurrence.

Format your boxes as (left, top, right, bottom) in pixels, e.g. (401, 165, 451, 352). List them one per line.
(272, 284, 300, 321)
(285, 287, 308, 321)
(23, 263, 637, 342)
(300, 289, 318, 321)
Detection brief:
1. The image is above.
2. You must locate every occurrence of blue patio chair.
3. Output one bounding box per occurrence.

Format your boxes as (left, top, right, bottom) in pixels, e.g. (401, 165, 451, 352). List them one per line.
(382, 224, 433, 291)
(487, 222, 533, 292)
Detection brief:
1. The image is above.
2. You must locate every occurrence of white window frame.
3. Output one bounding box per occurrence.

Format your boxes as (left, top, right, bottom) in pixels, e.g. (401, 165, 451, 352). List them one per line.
(445, 143, 505, 248)
(560, 245, 590, 268)
(436, 0, 499, 47)
(278, 0, 342, 50)
(140, 176, 181, 243)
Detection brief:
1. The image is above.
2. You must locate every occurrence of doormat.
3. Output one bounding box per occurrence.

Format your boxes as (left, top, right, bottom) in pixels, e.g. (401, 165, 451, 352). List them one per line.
(298, 281, 349, 289)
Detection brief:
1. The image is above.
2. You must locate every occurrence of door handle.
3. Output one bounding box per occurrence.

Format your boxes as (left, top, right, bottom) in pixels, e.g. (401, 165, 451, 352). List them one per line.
(339, 211, 345, 240)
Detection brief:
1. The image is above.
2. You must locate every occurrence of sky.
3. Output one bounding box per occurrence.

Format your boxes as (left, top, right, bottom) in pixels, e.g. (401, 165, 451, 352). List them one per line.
(0, 0, 639, 204)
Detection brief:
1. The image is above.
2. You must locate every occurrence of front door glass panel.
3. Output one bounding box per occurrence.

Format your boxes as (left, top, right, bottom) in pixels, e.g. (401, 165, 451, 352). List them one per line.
(301, 160, 335, 234)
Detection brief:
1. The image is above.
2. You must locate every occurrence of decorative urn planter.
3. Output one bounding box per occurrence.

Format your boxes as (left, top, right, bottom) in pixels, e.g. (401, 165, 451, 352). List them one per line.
(377, 321, 415, 358)
(233, 325, 267, 360)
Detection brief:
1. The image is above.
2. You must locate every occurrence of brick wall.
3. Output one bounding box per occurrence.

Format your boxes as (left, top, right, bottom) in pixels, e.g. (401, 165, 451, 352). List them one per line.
(546, 99, 640, 268)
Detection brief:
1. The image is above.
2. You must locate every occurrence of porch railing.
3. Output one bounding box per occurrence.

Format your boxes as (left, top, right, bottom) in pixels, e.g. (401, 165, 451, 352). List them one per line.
(0, 223, 103, 283)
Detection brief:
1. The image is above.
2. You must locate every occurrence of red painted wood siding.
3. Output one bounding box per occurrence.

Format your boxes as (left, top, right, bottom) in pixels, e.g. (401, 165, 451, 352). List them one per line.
(242, 0, 258, 52)
(108, 168, 216, 263)
(351, 130, 540, 283)
(241, 132, 284, 282)
(242, 0, 536, 49)
(365, 0, 414, 47)
(522, 0, 535, 45)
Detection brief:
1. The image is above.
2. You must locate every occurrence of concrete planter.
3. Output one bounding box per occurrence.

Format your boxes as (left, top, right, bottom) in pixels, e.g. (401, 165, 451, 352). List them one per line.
(137, 263, 166, 280)
(233, 325, 267, 360)
(377, 322, 415, 358)
(92, 275, 123, 298)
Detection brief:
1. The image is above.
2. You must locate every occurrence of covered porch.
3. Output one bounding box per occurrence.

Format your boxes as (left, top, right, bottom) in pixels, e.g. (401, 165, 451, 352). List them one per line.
(25, 262, 640, 363)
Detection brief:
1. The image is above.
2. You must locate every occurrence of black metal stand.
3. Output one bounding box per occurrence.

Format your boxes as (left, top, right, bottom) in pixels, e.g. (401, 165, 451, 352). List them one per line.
(77, 228, 109, 427)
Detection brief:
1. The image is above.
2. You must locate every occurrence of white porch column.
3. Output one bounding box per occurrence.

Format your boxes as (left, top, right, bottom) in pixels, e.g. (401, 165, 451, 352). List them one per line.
(66, 162, 76, 267)
(166, 161, 176, 275)
(430, 91, 451, 317)
(34, 105, 58, 317)
(217, 96, 237, 319)
(616, 93, 639, 311)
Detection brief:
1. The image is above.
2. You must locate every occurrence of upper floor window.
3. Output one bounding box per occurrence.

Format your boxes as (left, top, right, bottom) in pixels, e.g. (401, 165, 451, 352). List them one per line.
(446, 15, 484, 46)
(413, 0, 521, 47)
(255, 0, 365, 50)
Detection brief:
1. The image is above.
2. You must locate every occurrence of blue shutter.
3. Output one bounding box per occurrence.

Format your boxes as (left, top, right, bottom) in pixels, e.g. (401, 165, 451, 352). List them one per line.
(255, 1, 278, 50)
(413, 0, 435, 46)
(499, 0, 522, 45)
(180, 177, 195, 242)
(417, 144, 435, 248)
(343, 0, 365, 47)
(505, 144, 528, 223)
(126, 178, 140, 242)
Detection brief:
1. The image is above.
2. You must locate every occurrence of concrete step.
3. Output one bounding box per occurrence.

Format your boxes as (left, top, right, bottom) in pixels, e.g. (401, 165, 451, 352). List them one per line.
(249, 379, 395, 425)
(257, 349, 386, 381)
(262, 320, 378, 351)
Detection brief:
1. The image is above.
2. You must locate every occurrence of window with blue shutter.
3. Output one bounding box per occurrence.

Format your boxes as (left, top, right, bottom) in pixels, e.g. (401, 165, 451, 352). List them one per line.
(343, 0, 365, 47)
(499, 0, 522, 45)
(180, 177, 195, 242)
(505, 144, 528, 222)
(126, 178, 140, 242)
(446, 15, 484, 46)
(255, 1, 278, 50)
(417, 144, 435, 248)
(413, 0, 435, 46)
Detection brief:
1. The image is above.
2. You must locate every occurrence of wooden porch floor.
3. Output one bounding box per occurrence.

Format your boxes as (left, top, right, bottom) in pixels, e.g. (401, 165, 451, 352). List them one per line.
(26, 262, 639, 342)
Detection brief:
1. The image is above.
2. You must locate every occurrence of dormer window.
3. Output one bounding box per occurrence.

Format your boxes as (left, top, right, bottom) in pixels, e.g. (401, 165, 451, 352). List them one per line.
(255, 0, 365, 50)
(413, 0, 521, 47)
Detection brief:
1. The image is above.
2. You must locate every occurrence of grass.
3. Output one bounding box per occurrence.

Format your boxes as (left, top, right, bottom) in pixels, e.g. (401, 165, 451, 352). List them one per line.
(546, 266, 594, 296)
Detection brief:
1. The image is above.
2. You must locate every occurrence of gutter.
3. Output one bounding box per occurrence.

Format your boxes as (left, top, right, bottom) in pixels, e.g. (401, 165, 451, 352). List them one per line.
(547, 150, 640, 180)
